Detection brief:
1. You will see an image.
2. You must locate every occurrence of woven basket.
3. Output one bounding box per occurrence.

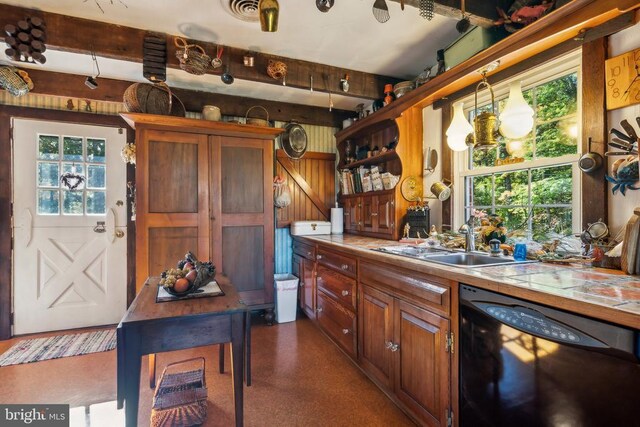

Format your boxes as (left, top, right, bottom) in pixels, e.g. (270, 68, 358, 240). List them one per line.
(151, 357, 207, 427)
(175, 37, 211, 76)
(123, 82, 185, 117)
(245, 105, 271, 127)
(0, 66, 29, 97)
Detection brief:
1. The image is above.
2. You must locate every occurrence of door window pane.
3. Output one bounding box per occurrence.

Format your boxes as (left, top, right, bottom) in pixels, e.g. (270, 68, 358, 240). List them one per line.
(37, 162, 60, 187)
(63, 136, 83, 161)
(87, 138, 106, 163)
(87, 165, 106, 189)
(62, 163, 86, 190)
(63, 191, 84, 215)
(86, 191, 106, 214)
(38, 190, 60, 214)
(38, 135, 59, 160)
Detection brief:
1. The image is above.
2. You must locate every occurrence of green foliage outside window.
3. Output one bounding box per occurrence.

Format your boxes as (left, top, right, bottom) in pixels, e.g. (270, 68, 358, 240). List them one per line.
(465, 72, 578, 241)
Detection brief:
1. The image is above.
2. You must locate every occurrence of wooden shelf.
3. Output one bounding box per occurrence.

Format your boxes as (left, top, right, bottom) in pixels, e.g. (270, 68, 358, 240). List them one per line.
(120, 113, 284, 139)
(340, 188, 395, 199)
(335, 0, 638, 140)
(339, 150, 398, 170)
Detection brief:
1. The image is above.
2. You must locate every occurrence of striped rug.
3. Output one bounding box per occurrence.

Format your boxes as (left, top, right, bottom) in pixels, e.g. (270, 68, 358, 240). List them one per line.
(0, 329, 116, 367)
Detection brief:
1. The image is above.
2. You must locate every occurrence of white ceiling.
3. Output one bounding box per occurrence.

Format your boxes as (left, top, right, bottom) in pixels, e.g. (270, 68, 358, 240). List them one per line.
(0, 0, 462, 110)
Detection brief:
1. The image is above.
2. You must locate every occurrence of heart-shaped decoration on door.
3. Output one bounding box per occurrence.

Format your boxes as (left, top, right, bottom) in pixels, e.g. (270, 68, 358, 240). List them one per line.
(60, 172, 86, 190)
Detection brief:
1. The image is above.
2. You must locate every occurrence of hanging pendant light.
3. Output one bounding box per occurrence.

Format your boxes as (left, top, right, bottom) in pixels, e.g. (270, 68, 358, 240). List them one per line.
(499, 81, 534, 139)
(446, 101, 473, 151)
(259, 0, 279, 32)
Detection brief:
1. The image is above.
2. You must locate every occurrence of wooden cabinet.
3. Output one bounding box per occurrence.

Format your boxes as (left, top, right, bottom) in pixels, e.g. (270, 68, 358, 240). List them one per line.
(359, 261, 452, 427)
(293, 239, 316, 319)
(336, 108, 423, 240)
(122, 113, 282, 312)
(315, 244, 358, 359)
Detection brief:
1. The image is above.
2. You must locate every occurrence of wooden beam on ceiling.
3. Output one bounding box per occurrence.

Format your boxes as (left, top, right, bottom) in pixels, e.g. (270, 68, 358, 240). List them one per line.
(17, 68, 354, 128)
(0, 4, 401, 100)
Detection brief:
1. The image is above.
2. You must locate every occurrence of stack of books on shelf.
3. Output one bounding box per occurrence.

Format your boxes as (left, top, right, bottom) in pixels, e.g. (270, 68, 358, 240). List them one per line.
(340, 165, 390, 195)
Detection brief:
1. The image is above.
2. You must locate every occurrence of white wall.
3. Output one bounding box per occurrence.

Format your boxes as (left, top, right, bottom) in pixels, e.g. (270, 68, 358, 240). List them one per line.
(608, 22, 640, 237)
(422, 105, 444, 230)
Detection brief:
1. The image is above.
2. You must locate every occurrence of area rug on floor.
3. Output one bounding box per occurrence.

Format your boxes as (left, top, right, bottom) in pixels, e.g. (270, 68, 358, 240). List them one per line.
(0, 329, 116, 367)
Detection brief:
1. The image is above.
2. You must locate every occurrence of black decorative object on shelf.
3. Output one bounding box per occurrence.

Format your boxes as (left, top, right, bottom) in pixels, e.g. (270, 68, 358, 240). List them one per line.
(4, 17, 47, 64)
(143, 34, 167, 83)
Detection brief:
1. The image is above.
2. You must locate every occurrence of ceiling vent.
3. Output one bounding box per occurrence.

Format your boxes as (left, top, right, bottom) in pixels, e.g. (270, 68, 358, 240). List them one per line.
(221, 0, 260, 22)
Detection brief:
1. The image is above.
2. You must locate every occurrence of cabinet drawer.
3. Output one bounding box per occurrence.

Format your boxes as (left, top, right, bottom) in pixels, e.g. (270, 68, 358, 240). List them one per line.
(316, 291, 357, 358)
(360, 260, 450, 315)
(316, 265, 356, 311)
(316, 246, 357, 278)
(293, 240, 315, 260)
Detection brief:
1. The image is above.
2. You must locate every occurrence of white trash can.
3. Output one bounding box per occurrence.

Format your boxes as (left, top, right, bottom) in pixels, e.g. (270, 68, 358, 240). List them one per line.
(274, 274, 299, 323)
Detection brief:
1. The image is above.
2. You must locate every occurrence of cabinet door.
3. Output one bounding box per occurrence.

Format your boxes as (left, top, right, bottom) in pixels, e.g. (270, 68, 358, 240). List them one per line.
(210, 136, 274, 305)
(375, 193, 395, 236)
(343, 197, 360, 232)
(361, 195, 375, 232)
(359, 284, 394, 389)
(301, 257, 315, 319)
(394, 299, 450, 427)
(135, 130, 210, 289)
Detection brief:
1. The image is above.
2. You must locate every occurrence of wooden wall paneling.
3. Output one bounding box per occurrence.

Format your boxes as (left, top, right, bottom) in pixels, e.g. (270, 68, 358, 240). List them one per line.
(135, 128, 210, 290)
(275, 150, 336, 227)
(581, 38, 608, 228)
(0, 106, 129, 339)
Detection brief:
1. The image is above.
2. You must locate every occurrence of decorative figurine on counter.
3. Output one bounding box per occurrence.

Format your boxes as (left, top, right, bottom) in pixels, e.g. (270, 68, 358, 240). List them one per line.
(403, 223, 411, 239)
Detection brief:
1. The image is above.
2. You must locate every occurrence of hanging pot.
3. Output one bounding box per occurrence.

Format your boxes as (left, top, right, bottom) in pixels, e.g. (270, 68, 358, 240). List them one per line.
(281, 122, 308, 159)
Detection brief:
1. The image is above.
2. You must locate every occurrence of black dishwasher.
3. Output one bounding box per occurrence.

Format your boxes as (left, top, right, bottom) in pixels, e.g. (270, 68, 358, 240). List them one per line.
(459, 284, 640, 427)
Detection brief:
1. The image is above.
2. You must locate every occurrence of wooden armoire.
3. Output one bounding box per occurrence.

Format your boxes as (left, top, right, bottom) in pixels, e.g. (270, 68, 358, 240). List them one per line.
(122, 113, 283, 315)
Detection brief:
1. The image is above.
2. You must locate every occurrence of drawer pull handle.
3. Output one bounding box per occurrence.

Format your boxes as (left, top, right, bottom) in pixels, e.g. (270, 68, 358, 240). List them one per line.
(341, 264, 349, 270)
(385, 341, 399, 352)
(307, 251, 312, 257)
(385, 341, 393, 349)
(342, 328, 350, 335)
(316, 307, 323, 313)
(390, 343, 400, 352)
(316, 254, 323, 260)
(341, 290, 350, 296)
(371, 212, 378, 216)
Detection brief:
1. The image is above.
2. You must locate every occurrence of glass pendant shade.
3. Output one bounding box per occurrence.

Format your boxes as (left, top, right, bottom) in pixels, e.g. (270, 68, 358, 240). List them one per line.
(446, 101, 473, 151)
(499, 81, 534, 139)
(259, 0, 279, 32)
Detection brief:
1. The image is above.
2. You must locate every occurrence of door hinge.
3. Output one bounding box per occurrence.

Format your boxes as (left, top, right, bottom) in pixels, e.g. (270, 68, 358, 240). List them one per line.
(447, 408, 453, 427)
(445, 331, 455, 353)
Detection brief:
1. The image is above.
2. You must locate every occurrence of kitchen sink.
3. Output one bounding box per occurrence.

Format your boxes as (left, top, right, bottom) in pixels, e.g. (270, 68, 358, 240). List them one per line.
(372, 246, 535, 268)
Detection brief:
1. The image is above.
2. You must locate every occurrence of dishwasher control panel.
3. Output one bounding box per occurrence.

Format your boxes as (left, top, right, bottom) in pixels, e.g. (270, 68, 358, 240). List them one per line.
(482, 304, 581, 343)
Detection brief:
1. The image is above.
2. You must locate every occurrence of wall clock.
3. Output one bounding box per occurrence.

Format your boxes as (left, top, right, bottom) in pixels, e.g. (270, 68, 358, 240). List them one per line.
(605, 47, 640, 110)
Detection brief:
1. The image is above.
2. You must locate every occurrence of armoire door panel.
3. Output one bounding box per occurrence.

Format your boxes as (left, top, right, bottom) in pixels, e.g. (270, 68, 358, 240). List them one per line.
(221, 145, 264, 214)
(148, 140, 199, 213)
(148, 227, 199, 278)
(221, 225, 264, 292)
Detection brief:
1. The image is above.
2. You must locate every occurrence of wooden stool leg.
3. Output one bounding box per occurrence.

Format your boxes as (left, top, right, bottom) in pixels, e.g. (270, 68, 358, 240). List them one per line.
(219, 343, 225, 373)
(245, 310, 252, 386)
(149, 353, 156, 389)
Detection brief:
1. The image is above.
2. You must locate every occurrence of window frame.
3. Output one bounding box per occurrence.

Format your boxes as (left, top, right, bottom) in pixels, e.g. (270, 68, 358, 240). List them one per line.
(453, 50, 583, 235)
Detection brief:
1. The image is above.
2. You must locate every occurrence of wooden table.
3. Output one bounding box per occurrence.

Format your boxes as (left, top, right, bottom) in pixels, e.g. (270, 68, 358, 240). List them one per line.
(116, 276, 248, 426)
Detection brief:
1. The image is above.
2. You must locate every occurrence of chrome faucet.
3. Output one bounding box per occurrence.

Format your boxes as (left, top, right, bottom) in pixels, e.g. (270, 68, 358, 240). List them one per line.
(458, 215, 476, 253)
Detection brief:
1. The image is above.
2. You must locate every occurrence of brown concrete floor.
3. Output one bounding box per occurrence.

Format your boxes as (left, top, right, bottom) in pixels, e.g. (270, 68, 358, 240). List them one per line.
(0, 314, 416, 426)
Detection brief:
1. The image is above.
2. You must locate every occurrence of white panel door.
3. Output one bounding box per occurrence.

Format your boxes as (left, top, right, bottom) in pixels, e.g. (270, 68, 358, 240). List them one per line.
(12, 119, 127, 335)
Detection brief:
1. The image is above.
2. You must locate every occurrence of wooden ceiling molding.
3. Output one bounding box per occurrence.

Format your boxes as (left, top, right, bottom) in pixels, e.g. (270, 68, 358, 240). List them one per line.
(0, 3, 401, 100)
(21, 68, 354, 127)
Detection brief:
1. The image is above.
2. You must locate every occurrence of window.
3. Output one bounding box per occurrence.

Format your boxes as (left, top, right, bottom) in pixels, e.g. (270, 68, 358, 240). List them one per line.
(37, 134, 107, 215)
(456, 52, 581, 241)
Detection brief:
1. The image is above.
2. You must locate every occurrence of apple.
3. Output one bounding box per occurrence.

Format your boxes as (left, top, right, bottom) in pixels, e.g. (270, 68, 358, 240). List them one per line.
(184, 262, 194, 270)
(174, 278, 190, 293)
(185, 269, 197, 283)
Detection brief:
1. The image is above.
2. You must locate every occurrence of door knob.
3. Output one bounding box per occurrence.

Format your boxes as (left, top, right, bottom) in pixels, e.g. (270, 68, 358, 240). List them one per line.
(115, 230, 125, 238)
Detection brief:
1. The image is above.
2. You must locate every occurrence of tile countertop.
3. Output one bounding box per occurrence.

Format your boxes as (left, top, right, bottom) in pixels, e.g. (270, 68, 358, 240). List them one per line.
(300, 234, 640, 330)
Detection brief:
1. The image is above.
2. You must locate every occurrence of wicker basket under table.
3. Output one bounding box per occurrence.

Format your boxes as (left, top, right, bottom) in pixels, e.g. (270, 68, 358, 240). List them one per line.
(150, 357, 208, 427)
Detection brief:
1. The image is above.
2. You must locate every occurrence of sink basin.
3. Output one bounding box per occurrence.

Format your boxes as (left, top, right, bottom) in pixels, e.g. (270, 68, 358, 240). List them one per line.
(423, 252, 533, 268)
(373, 246, 536, 268)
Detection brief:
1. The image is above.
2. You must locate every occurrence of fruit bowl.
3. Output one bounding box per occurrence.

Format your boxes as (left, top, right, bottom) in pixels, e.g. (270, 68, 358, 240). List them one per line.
(165, 282, 195, 297)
